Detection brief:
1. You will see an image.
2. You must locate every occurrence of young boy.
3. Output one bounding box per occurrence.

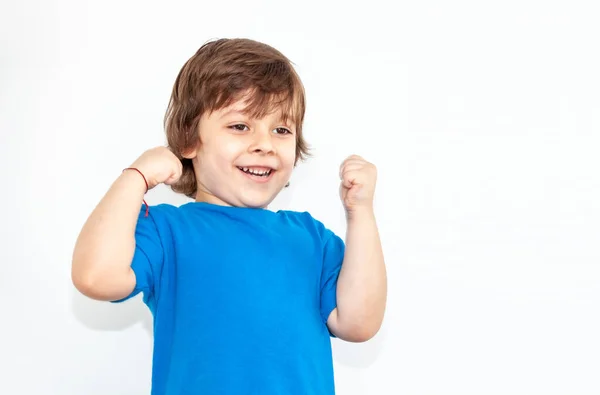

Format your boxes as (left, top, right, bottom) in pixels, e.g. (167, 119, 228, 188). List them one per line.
(72, 38, 386, 395)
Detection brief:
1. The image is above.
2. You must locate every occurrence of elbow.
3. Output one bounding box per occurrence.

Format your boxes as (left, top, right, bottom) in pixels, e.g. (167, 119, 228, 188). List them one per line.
(332, 313, 383, 343)
(71, 264, 99, 298)
(71, 258, 131, 301)
(72, 248, 95, 295)
(344, 323, 381, 343)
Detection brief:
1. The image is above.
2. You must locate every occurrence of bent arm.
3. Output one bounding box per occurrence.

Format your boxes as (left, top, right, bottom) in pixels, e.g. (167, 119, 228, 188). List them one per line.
(71, 171, 147, 301)
(327, 208, 387, 342)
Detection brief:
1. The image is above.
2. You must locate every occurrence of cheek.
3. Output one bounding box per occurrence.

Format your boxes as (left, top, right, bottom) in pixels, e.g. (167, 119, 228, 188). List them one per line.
(280, 142, 297, 170)
(210, 136, 245, 166)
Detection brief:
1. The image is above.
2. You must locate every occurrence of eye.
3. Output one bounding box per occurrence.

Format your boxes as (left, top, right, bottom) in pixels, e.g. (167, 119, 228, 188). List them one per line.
(274, 127, 292, 135)
(229, 124, 249, 131)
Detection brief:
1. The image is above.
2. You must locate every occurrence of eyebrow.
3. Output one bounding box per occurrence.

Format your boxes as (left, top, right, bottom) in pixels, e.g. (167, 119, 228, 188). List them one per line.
(219, 109, 296, 127)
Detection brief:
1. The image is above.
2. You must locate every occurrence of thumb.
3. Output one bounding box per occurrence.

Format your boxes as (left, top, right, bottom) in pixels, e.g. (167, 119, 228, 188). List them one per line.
(342, 175, 355, 189)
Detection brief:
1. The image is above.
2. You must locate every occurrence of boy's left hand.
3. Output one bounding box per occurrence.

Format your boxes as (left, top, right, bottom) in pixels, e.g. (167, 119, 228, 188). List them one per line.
(339, 155, 377, 215)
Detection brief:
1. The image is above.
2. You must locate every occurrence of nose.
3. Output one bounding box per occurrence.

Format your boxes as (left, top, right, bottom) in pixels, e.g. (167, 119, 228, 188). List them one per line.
(248, 129, 275, 155)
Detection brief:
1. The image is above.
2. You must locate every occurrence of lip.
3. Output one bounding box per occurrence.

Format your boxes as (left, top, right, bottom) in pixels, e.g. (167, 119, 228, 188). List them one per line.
(237, 165, 275, 171)
(237, 166, 276, 184)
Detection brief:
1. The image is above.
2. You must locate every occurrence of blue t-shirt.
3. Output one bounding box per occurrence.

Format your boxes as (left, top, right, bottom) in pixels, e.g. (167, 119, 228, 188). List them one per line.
(113, 202, 345, 395)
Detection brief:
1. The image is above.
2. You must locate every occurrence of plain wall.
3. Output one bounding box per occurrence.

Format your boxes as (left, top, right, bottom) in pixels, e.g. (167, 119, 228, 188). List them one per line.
(1, 0, 599, 393)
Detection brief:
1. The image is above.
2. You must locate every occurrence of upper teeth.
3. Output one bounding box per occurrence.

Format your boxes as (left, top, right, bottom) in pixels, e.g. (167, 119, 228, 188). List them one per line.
(241, 167, 271, 176)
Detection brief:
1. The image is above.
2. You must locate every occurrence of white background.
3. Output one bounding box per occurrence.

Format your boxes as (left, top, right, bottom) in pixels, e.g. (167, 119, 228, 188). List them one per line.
(2, 0, 600, 394)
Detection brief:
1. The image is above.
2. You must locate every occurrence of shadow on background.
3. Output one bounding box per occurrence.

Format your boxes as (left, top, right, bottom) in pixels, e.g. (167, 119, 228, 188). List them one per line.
(71, 289, 153, 337)
(332, 322, 387, 368)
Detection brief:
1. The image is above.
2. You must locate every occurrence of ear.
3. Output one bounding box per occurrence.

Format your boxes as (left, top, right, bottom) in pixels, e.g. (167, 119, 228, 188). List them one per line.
(182, 125, 202, 159)
(181, 146, 198, 159)
(181, 137, 199, 159)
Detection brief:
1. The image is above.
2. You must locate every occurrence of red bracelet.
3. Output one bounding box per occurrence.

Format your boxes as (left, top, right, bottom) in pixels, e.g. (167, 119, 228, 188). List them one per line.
(123, 167, 150, 217)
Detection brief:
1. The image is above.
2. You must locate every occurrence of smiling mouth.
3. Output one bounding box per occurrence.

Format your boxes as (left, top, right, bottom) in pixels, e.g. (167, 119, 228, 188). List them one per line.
(237, 166, 273, 177)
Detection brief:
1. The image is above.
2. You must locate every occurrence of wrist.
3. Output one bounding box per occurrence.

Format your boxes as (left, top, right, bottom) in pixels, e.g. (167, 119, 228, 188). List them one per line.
(121, 168, 151, 217)
(121, 168, 149, 193)
(345, 205, 375, 222)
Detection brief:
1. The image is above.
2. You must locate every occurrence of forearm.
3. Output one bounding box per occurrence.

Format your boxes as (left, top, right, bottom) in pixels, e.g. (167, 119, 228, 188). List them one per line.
(71, 171, 146, 299)
(335, 208, 387, 338)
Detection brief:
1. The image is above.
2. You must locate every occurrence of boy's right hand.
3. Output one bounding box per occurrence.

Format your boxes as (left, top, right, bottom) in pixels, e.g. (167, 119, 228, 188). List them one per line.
(129, 146, 183, 190)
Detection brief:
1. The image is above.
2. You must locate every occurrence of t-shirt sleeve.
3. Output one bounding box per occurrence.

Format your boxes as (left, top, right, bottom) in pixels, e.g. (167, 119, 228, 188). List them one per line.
(111, 206, 164, 307)
(319, 229, 345, 325)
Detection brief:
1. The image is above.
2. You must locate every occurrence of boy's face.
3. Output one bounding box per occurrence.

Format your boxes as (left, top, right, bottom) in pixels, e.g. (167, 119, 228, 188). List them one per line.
(184, 98, 297, 208)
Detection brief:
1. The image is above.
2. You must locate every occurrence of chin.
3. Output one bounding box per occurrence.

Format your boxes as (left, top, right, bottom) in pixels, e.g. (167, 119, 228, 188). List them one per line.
(239, 198, 274, 209)
(236, 192, 278, 209)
